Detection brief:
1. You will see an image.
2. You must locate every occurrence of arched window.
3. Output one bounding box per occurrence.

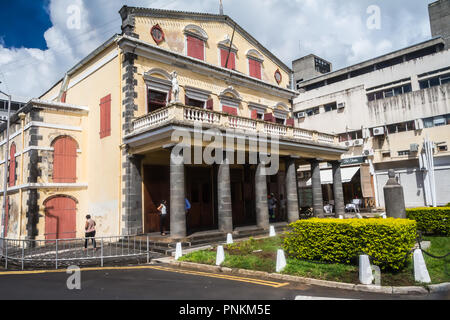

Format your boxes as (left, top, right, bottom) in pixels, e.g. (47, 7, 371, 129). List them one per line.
(8, 143, 16, 187)
(52, 136, 77, 183)
(246, 49, 264, 80)
(184, 25, 208, 61)
(45, 196, 77, 240)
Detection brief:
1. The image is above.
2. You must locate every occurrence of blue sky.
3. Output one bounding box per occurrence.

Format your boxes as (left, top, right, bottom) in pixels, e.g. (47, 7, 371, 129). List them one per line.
(0, 0, 51, 49)
(0, 0, 435, 100)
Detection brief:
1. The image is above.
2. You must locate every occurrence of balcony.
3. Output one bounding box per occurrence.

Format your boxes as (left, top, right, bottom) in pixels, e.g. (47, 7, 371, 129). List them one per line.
(127, 103, 340, 148)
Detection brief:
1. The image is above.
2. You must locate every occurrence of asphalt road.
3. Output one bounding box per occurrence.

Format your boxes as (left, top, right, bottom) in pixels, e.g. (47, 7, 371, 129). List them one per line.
(0, 263, 447, 301)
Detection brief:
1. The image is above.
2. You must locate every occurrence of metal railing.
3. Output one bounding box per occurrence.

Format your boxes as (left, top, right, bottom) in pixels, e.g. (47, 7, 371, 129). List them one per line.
(0, 235, 152, 270)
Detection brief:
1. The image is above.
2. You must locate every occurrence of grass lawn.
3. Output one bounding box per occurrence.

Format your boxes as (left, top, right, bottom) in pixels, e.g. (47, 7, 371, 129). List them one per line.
(179, 235, 449, 286)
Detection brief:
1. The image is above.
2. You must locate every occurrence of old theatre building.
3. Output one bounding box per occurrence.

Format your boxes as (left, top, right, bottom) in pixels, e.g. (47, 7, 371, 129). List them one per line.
(0, 6, 346, 240)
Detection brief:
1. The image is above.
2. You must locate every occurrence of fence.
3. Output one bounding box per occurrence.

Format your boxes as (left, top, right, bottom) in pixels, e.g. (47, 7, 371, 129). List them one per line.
(0, 235, 153, 270)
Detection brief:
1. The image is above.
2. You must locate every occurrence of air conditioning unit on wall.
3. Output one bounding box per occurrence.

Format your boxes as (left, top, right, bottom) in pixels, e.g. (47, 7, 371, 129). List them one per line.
(354, 139, 364, 146)
(337, 102, 345, 109)
(341, 140, 354, 147)
(363, 149, 374, 156)
(410, 143, 419, 152)
(373, 127, 385, 136)
(296, 112, 306, 119)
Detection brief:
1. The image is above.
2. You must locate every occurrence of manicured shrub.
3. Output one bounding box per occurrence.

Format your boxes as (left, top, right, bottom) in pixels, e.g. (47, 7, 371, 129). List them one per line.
(283, 218, 417, 271)
(406, 207, 450, 236)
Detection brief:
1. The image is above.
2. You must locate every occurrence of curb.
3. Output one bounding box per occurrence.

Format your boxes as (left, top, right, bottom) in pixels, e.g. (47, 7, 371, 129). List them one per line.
(167, 260, 448, 295)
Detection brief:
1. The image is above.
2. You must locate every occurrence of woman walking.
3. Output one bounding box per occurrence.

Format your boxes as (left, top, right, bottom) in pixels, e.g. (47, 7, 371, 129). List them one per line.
(84, 214, 97, 250)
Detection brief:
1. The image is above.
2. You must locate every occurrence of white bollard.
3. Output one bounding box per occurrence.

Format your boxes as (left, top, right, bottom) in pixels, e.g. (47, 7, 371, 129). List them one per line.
(356, 213, 363, 219)
(381, 213, 387, 219)
(216, 245, 225, 266)
(338, 215, 344, 219)
(359, 255, 374, 285)
(413, 249, 431, 283)
(269, 225, 276, 237)
(276, 249, 287, 273)
(174, 242, 182, 260)
(226, 233, 233, 244)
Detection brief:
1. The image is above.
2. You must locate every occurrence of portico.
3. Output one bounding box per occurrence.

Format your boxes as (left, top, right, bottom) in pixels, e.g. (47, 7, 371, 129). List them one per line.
(123, 102, 347, 239)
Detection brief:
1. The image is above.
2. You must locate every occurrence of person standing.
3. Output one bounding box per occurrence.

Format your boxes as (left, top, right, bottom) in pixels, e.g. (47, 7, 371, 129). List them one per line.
(84, 215, 97, 250)
(268, 193, 277, 221)
(158, 200, 168, 236)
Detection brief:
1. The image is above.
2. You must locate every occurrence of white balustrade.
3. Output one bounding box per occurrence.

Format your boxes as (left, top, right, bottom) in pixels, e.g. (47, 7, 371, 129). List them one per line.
(293, 128, 313, 140)
(130, 105, 338, 147)
(133, 108, 169, 132)
(228, 116, 257, 131)
(317, 133, 335, 144)
(184, 107, 220, 124)
(264, 123, 287, 136)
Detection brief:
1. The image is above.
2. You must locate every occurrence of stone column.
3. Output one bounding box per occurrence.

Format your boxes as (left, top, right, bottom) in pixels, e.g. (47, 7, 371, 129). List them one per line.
(123, 154, 144, 235)
(255, 162, 269, 229)
(285, 158, 299, 223)
(218, 156, 233, 233)
(331, 161, 345, 217)
(310, 159, 324, 217)
(170, 153, 186, 238)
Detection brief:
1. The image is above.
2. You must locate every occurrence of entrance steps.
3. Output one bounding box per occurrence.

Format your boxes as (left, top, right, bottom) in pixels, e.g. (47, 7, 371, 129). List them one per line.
(132, 222, 289, 256)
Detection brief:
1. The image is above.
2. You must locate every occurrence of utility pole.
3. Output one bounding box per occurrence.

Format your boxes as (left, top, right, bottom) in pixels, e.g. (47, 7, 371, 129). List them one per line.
(0, 82, 11, 246)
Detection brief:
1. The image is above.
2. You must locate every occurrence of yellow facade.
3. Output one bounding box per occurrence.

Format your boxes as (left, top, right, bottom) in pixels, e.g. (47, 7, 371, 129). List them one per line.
(0, 7, 345, 241)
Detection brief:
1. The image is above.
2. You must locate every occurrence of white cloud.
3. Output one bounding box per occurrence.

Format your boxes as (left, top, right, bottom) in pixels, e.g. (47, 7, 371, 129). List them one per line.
(0, 0, 434, 101)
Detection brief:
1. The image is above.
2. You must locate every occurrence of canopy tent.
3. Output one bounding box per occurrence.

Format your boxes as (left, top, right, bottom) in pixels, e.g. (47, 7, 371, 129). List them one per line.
(306, 166, 360, 186)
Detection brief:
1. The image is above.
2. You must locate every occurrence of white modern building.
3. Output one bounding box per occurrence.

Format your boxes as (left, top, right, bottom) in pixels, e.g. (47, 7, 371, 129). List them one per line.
(293, 36, 450, 209)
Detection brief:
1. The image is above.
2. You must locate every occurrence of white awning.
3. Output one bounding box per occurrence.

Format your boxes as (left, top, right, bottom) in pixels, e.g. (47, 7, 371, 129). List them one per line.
(306, 166, 360, 186)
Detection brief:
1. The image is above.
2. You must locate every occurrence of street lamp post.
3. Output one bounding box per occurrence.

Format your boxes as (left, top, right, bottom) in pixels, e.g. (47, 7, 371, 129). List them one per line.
(0, 86, 11, 244)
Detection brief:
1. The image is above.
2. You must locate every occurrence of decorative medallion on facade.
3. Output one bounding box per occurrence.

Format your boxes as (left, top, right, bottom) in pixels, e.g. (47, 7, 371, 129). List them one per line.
(274, 69, 282, 85)
(150, 24, 165, 44)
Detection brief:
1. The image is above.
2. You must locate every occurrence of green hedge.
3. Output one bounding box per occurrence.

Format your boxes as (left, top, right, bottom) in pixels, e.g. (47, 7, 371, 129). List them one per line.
(283, 218, 417, 271)
(406, 208, 450, 236)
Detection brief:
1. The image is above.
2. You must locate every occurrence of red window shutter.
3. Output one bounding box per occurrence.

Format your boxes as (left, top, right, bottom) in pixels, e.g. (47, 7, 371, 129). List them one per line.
(187, 36, 204, 61)
(264, 113, 275, 123)
(53, 137, 77, 183)
(286, 118, 295, 127)
(249, 59, 261, 79)
(222, 105, 238, 116)
(8, 143, 16, 187)
(100, 94, 111, 138)
(61, 91, 67, 103)
(250, 110, 258, 120)
(221, 49, 235, 69)
(206, 98, 214, 110)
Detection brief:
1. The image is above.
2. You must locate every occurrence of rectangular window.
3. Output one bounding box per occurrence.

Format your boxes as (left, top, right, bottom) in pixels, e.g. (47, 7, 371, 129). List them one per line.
(324, 102, 337, 112)
(220, 49, 235, 70)
(100, 94, 111, 139)
(423, 117, 434, 128)
(187, 35, 204, 61)
(185, 96, 205, 108)
(433, 116, 446, 127)
(248, 58, 262, 79)
(275, 118, 285, 125)
(148, 90, 168, 113)
(438, 145, 448, 152)
(398, 150, 410, 156)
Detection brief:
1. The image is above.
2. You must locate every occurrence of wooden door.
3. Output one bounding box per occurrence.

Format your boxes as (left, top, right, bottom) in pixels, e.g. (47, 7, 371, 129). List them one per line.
(143, 165, 170, 233)
(45, 197, 76, 240)
(186, 167, 214, 231)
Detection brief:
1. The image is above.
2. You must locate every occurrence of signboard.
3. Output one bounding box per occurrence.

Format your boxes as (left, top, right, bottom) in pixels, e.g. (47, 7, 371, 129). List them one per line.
(342, 156, 365, 165)
(360, 163, 375, 198)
